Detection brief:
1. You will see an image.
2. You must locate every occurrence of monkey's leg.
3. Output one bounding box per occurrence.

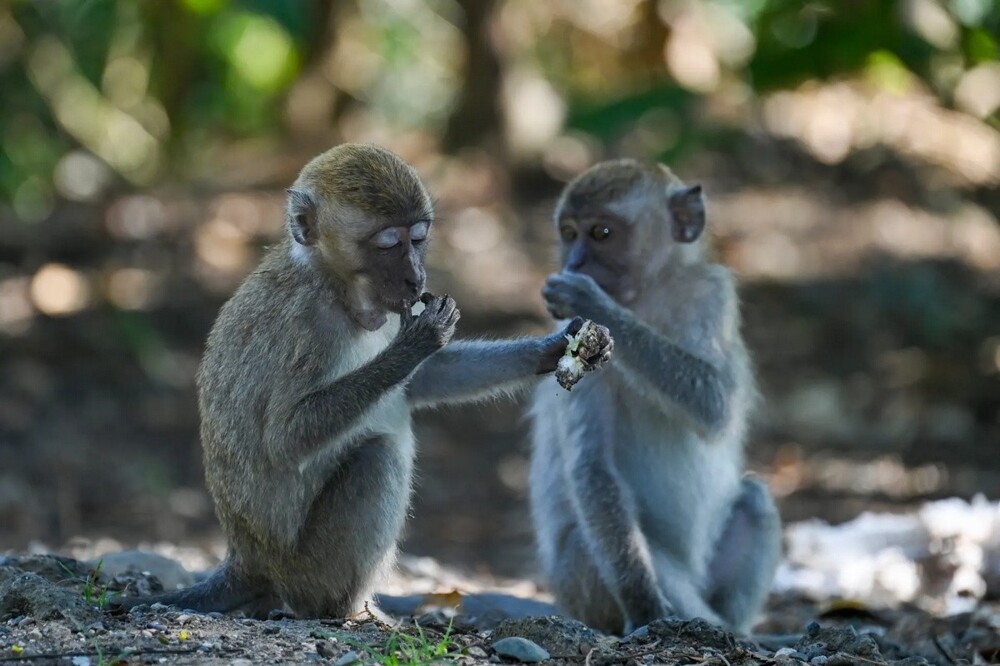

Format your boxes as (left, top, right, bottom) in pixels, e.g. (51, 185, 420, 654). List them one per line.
(110, 555, 273, 616)
(274, 436, 411, 618)
(705, 476, 782, 634)
(562, 385, 673, 634)
(548, 524, 627, 634)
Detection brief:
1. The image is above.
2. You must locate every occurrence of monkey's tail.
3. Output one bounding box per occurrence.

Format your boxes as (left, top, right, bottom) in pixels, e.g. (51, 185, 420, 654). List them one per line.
(110, 557, 263, 615)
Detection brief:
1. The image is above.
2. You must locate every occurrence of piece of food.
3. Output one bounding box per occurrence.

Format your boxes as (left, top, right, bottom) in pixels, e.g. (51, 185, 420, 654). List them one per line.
(555, 319, 612, 390)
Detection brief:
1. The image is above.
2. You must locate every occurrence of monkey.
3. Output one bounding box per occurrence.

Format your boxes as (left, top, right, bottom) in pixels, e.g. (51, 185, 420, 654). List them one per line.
(529, 159, 781, 636)
(113, 144, 612, 619)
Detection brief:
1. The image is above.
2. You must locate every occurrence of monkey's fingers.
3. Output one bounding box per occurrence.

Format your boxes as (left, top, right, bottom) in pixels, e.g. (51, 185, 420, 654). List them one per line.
(419, 292, 436, 305)
(564, 316, 585, 337)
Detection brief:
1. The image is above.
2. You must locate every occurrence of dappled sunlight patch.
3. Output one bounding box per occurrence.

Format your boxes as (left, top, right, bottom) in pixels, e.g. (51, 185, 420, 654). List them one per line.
(712, 188, 1000, 280)
(0, 276, 34, 334)
(762, 80, 1000, 186)
(26, 37, 161, 185)
(777, 496, 1000, 614)
(29, 263, 90, 317)
(105, 268, 161, 311)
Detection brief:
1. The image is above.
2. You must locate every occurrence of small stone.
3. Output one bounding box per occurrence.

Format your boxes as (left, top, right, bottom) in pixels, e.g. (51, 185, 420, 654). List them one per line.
(805, 622, 821, 637)
(316, 641, 337, 659)
(467, 647, 488, 658)
(16, 617, 35, 627)
(141, 629, 154, 638)
(333, 649, 360, 666)
(776, 648, 798, 657)
(207, 611, 224, 619)
(197, 643, 214, 652)
(149, 603, 168, 611)
(624, 625, 649, 642)
(177, 614, 193, 625)
(86, 621, 106, 633)
(147, 622, 168, 632)
(810, 657, 828, 666)
(269, 609, 295, 621)
(492, 637, 550, 663)
(230, 660, 253, 666)
(263, 624, 281, 635)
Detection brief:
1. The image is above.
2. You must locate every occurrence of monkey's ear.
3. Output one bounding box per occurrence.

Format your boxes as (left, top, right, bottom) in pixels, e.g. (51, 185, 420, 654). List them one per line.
(667, 184, 705, 244)
(286, 188, 318, 246)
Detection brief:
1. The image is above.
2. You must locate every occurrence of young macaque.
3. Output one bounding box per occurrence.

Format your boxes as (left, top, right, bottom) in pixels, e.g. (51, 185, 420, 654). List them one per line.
(114, 144, 612, 619)
(530, 159, 781, 635)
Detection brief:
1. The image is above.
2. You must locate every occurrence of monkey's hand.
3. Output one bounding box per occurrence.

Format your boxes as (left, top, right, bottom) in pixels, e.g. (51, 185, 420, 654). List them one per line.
(542, 271, 615, 322)
(397, 292, 460, 357)
(536, 316, 583, 374)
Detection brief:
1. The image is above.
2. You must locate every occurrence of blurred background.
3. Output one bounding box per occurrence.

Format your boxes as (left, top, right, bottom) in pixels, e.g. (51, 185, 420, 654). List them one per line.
(0, 0, 998, 579)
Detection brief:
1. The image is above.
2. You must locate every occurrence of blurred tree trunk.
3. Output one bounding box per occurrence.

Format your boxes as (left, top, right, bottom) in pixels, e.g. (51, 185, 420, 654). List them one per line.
(442, 0, 504, 154)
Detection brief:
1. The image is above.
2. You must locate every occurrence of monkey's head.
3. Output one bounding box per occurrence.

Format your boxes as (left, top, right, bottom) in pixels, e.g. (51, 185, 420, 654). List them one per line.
(286, 144, 434, 326)
(553, 159, 706, 303)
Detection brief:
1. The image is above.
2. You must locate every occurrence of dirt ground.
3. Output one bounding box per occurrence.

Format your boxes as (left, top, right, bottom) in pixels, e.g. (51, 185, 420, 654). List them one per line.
(2, 547, 999, 666)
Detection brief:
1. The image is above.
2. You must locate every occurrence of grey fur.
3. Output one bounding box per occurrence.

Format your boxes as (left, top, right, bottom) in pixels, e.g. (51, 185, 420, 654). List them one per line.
(531, 159, 781, 635)
(115, 145, 607, 619)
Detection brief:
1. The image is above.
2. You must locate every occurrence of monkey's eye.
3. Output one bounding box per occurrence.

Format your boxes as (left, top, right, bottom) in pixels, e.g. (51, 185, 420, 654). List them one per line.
(590, 225, 611, 241)
(410, 221, 429, 243)
(374, 228, 401, 249)
(560, 226, 578, 242)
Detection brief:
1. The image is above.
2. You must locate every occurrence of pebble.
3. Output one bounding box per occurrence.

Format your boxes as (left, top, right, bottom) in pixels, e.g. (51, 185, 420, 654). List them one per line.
(810, 657, 828, 665)
(149, 603, 168, 611)
(177, 614, 193, 625)
(624, 625, 649, 642)
(316, 641, 337, 659)
(805, 622, 821, 637)
(197, 643, 214, 652)
(86, 621, 106, 633)
(207, 612, 224, 619)
(492, 637, 550, 663)
(262, 624, 281, 635)
(230, 660, 253, 666)
(16, 617, 35, 627)
(141, 630, 153, 638)
(333, 650, 360, 666)
(147, 622, 168, 632)
(467, 646, 488, 658)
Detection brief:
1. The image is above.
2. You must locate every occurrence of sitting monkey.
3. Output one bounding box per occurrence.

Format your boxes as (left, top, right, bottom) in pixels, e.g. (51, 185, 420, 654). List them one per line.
(116, 144, 611, 618)
(530, 159, 781, 635)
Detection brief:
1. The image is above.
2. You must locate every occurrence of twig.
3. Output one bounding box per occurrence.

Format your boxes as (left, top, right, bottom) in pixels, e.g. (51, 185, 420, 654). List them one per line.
(0, 646, 200, 662)
(932, 634, 958, 665)
(584, 645, 595, 666)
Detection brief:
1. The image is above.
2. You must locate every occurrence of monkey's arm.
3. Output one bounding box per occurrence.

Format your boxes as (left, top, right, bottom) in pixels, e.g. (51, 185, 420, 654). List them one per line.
(266, 344, 428, 462)
(602, 304, 731, 431)
(543, 272, 731, 432)
(406, 338, 548, 409)
(406, 317, 599, 408)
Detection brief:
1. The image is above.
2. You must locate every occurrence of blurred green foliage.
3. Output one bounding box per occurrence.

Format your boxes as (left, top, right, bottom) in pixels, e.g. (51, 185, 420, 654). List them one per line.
(0, 0, 996, 217)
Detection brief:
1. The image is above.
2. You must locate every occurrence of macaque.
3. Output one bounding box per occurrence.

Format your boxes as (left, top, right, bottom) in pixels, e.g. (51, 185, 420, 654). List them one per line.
(530, 159, 781, 635)
(116, 144, 611, 618)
